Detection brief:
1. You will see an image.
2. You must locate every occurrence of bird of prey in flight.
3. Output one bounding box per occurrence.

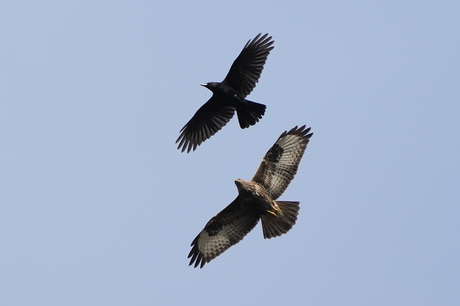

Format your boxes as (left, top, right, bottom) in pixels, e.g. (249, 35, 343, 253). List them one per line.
(176, 33, 274, 153)
(188, 125, 313, 268)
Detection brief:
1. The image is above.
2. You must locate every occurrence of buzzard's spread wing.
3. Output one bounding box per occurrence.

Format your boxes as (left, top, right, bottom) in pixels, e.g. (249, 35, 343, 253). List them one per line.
(251, 125, 313, 200)
(176, 98, 235, 153)
(223, 33, 274, 98)
(188, 198, 260, 268)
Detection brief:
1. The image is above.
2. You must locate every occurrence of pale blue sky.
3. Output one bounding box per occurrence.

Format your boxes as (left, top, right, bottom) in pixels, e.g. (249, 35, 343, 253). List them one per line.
(1, 1, 459, 305)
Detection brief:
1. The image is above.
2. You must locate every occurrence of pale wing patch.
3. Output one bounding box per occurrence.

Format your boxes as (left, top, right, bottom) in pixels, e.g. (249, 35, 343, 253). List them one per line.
(197, 226, 232, 262)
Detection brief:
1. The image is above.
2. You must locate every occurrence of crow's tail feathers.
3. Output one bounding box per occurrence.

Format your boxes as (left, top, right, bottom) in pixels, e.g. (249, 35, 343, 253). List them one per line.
(236, 100, 266, 129)
(260, 201, 299, 239)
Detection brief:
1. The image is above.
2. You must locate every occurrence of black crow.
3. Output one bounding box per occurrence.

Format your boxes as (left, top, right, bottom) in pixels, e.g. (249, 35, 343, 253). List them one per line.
(176, 33, 274, 153)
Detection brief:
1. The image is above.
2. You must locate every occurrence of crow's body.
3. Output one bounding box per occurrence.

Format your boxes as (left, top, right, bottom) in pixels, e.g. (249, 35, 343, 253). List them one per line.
(176, 33, 274, 153)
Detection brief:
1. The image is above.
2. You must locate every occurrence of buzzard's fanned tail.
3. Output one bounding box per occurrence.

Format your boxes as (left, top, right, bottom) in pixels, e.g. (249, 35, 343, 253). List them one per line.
(236, 100, 266, 129)
(261, 201, 299, 239)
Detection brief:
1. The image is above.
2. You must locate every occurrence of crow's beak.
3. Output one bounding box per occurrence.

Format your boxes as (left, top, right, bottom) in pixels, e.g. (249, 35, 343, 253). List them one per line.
(200, 83, 207, 87)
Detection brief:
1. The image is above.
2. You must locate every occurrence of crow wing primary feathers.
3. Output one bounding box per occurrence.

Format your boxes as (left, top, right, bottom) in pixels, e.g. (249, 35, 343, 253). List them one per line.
(251, 125, 313, 200)
(176, 100, 235, 153)
(223, 33, 275, 98)
(188, 198, 260, 268)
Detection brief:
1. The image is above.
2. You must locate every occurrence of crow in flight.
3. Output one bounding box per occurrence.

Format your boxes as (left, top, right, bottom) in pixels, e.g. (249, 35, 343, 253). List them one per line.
(188, 125, 313, 268)
(176, 33, 274, 153)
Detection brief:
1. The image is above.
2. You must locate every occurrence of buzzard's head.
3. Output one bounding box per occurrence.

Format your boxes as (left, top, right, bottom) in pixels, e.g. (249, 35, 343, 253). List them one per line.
(234, 179, 255, 195)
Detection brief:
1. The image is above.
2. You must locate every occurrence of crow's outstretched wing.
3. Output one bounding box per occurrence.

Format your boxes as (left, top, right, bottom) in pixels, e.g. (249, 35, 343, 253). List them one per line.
(176, 97, 235, 153)
(223, 33, 274, 98)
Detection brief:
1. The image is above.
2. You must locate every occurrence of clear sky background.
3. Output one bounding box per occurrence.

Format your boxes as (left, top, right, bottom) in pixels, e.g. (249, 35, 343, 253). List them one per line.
(1, 1, 459, 305)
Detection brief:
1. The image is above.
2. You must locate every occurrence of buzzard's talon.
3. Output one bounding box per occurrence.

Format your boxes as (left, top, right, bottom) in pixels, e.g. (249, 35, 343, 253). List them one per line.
(267, 206, 281, 217)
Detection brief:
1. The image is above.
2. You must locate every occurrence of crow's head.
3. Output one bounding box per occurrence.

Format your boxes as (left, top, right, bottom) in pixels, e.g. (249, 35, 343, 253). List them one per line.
(200, 82, 219, 91)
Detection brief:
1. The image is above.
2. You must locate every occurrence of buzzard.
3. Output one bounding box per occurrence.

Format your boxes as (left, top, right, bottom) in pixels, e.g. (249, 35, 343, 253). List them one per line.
(176, 33, 274, 153)
(188, 125, 313, 268)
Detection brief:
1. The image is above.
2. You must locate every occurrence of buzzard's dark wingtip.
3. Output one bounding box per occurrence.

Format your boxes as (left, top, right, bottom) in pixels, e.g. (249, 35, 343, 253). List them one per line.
(285, 125, 313, 140)
(188, 236, 207, 268)
(188, 254, 206, 269)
